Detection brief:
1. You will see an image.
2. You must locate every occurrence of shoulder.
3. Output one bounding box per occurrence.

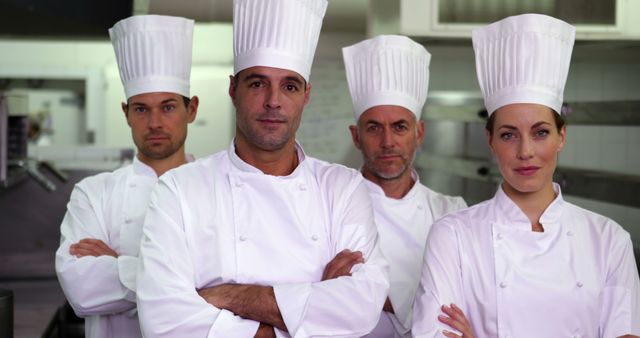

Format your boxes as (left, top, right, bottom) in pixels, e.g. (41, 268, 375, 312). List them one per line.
(563, 201, 631, 242)
(161, 151, 228, 185)
(419, 184, 467, 216)
(304, 157, 364, 191)
(431, 199, 493, 233)
(73, 164, 131, 196)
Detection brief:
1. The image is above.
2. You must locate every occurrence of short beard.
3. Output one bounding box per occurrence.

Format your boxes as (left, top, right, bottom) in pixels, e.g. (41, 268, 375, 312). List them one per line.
(237, 112, 297, 151)
(136, 135, 185, 160)
(362, 151, 416, 181)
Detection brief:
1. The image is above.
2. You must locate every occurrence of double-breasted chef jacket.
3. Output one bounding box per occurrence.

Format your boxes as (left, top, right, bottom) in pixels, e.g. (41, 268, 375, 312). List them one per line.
(55, 156, 169, 338)
(412, 183, 640, 338)
(364, 173, 466, 338)
(136, 141, 390, 338)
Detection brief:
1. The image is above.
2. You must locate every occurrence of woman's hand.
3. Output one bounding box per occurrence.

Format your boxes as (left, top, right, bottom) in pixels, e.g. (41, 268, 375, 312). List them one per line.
(438, 303, 475, 338)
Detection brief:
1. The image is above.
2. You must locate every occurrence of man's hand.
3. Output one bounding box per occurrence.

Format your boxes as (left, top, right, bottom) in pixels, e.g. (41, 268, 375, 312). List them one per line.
(438, 303, 475, 338)
(69, 238, 118, 258)
(254, 323, 276, 338)
(197, 284, 287, 332)
(322, 249, 364, 280)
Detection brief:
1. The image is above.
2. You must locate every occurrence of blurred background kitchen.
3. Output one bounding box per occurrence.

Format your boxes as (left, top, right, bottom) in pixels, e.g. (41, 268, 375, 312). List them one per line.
(0, 0, 639, 336)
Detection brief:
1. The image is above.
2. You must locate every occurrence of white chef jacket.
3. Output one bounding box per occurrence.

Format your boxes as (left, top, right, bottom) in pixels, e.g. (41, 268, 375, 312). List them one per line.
(364, 172, 466, 338)
(412, 183, 640, 338)
(136, 141, 390, 338)
(55, 155, 193, 338)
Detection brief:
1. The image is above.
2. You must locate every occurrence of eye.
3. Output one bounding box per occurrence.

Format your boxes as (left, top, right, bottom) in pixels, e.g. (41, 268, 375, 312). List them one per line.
(249, 81, 264, 88)
(366, 124, 380, 133)
(534, 129, 550, 138)
(134, 106, 146, 114)
(162, 105, 176, 112)
(499, 132, 514, 140)
(393, 123, 409, 132)
(284, 84, 299, 92)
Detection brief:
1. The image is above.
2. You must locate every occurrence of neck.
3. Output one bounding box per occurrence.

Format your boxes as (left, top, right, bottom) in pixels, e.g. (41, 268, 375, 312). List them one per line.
(137, 150, 188, 177)
(363, 168, 415, 199)
(234, 136, 299, 176)
(502, 182, 557, 232)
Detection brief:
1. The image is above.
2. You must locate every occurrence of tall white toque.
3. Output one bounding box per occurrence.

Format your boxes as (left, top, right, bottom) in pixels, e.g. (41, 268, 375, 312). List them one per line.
(472, 13, 575, 115)
(342, 35, 431, 121)
(232, 0, 328, 82)
(109, 15, 194, 99)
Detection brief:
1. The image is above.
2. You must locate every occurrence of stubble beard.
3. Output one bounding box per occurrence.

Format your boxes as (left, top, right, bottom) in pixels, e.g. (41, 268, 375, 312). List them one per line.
(363, 150, 416, 181)
(137, 133, 184, 160)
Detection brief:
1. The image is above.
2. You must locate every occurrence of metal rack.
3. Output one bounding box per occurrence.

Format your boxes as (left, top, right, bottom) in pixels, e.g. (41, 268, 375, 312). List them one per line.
(418, 92, 640, 208)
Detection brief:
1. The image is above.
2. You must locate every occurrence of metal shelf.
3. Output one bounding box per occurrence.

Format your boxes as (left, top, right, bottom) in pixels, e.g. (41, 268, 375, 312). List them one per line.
(423, 93, 640, 126)
(416, 153, 640, 209)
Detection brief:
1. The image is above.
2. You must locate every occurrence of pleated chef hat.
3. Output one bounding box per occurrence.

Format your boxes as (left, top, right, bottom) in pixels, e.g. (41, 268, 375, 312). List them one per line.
(109, 15, 194, 99)
(472, 14, 575, 115)
(343, 35, 431, 121)
(233, 0, 328, 82)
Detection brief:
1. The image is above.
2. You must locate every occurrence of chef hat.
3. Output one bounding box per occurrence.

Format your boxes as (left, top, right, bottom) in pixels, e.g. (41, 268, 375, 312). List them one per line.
(109, 15, 194, 99)
(343, 35, 431, 121)
(233, 0, 328, 82)
(472, 13, 575, 115)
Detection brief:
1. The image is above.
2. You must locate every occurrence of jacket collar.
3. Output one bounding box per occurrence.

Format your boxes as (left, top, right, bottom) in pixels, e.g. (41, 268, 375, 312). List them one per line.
(133, 153, 195, 178)
(228, 139, 307, 177)
(493, 182, 565, 230)
(365, 169, 421, 202)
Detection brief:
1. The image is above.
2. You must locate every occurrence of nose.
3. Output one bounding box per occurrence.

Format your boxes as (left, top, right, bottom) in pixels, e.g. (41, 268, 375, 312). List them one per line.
(148, 110, 163, 129)
(517, 136, 534, 160)
(264, 86, 281, 111)
(381, 127, 394, 149)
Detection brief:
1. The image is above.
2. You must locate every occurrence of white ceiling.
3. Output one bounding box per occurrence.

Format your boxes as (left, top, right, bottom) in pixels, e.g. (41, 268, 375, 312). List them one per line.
(147, 0, 369, 32)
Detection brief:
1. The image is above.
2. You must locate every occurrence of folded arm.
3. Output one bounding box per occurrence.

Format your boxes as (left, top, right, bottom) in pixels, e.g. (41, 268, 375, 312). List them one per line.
(55, 183, 136, 316)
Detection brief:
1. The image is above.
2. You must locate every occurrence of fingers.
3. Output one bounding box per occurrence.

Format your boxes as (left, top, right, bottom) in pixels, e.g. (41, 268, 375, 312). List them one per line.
(69, 238, 117, 258)
(442, 330, 462, 338)
(322, 250, 364, 280)
(69, 244, 101, 257)
(438, 304, 474, 338)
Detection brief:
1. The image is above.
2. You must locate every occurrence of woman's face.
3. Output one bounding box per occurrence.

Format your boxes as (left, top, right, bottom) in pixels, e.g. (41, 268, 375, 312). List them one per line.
(488, 103, 566, 196)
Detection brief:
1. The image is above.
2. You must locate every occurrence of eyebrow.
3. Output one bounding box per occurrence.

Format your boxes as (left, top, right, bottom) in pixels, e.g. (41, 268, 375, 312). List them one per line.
(129, 98, 177, 106)
(364, 119, 409, 125)
(242, 72, 305, 87)
(498, 121, 552, 130)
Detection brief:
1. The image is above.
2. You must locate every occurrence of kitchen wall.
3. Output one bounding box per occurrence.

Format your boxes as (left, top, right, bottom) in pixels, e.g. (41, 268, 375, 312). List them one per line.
(1, 25, 638, 247)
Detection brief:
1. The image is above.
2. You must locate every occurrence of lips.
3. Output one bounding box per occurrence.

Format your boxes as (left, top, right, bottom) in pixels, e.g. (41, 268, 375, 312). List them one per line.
(377, 153, 402, 161)
(145, 133, 170, 142)
(514, 166, 540, 176)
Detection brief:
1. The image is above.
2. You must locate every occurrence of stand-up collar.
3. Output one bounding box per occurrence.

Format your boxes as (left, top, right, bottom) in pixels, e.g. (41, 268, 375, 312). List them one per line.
(365, 169, 420, 202)
(228, 139, 307, 177)
(494, 182, 565, 230)
(133, 153, 195, 178)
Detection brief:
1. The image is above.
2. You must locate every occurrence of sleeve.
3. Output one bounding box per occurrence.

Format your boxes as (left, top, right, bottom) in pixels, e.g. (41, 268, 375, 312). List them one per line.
(599, 228, 640, 337)
(54, 181, 136, 317)
(273, 180, 390, 338)
(117, 255, 138, 292)
(136, 177, 260, 338)
(412, 218, 465, 338)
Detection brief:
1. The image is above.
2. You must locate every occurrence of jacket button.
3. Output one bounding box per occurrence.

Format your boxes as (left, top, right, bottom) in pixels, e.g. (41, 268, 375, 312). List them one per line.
(298, 183, 307, 191)
(576, 281, 583, 288)
(129, 183, 136, 188)
(239, 235, 247, 242)
(235, 181, 243, 188)
(125, 219, 132, 224)
(311, 235, 318, 241)
(566, 230, 574, 236)
(499, 281, 508, 288)
(417, 204, 424, 210)
(496, 233, 503, 240)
